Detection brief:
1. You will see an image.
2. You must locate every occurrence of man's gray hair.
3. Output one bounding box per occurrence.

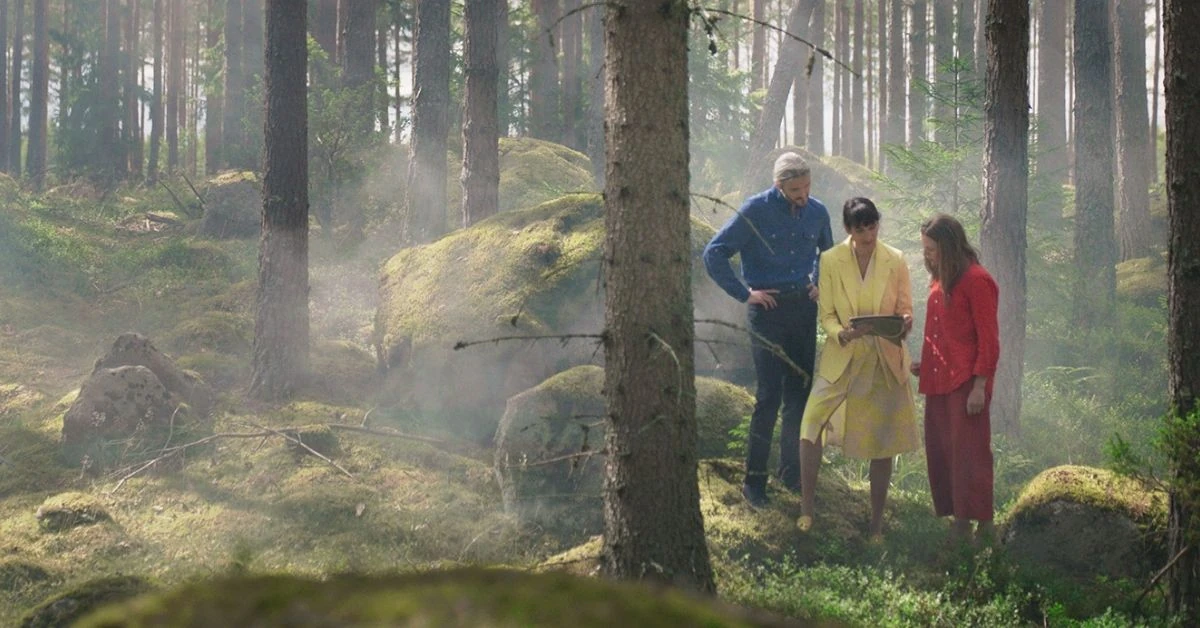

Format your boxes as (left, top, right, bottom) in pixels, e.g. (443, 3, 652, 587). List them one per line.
(772, 152, 810, 183)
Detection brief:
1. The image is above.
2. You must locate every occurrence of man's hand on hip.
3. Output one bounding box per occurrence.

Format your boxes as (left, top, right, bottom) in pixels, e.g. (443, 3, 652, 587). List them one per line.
(747, 289, 780, 310)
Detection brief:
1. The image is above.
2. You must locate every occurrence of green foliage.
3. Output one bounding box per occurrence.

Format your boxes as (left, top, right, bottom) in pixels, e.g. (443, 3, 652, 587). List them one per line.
(689, 30, 752, 196)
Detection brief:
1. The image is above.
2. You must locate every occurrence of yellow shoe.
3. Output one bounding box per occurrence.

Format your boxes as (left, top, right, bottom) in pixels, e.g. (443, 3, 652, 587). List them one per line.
(796, 515, 813, 532)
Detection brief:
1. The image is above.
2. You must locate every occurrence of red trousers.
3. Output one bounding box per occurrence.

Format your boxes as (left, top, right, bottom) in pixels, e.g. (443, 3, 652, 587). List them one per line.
(924, 381, 994, 522)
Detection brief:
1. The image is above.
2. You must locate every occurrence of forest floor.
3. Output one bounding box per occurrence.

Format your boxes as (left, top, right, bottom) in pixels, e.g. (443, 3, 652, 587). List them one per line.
(0, 176, 1162, 627)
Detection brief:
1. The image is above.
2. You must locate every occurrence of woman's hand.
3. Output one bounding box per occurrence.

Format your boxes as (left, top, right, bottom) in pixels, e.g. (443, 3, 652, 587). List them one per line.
(901, 313, 913, 339)
(967, 377, 988, 415)
(838, 324, 870, 345)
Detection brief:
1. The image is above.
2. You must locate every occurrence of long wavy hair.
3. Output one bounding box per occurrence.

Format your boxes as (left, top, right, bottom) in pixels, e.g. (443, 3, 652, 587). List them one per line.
(920, 213, 979, 296)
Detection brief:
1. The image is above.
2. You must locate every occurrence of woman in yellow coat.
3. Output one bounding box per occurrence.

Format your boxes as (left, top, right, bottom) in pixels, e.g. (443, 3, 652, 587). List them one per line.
(797, 197, 920, 540)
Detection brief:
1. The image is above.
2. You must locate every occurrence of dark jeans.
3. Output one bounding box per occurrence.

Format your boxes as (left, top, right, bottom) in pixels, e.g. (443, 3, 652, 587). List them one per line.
(744, 291, 818, 490)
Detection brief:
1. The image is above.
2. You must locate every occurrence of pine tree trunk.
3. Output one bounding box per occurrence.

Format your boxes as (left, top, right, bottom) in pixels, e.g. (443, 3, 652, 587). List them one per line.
(956, 0, 976, 72)
(0, 0, 9, 175)
(1072, 0, 1117, 328)
(242, 0, 264, 168)
(8, 0, 23, 176)
(203, 0, 221, 176)
(885, 0, 904, 159)
(806, 0, 824, 154)
(496, 0, 510, 137)
(125, 0, 143, 180)
(908, 0, 927, 145)
(743, 0, 813, 197)
(340, 0, 375, 138)
(250, 0, 309, 402)
(167, 0, 182, 172)
(1112, 0, 1153, 261)
(850, 0, 864, 163)
(586, 2, 604, 185)
(530, 0, 560, 140)
(404, 0, 450, 244)
(1164, 0, 1200, 615)
(560, 0, 582, 150)
(223, 0, 244, 170)
(877, 0, 887, 168)
(462, 0, 499, 227)
(25, 0, 46, 189)
(838, 1, 850, 155)
(1151, 0, 1161, 184)
(1037, 0, 1067, 182)
(601, 0, 713, 593)
(933, 0, 954, 145)
(980, 0, 1028, 437)
(752, 0, 766, 91)
(149, 0, 164, 182)
(312, 0, 336, 61)
(377, 17, 388, 131)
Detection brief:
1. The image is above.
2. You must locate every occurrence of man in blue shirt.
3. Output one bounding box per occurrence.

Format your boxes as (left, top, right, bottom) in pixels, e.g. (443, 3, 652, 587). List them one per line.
(703, 152, 834, 508)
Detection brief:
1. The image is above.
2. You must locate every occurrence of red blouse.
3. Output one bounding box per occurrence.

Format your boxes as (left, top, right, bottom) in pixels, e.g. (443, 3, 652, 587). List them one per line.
(918, 263, 1000, 396)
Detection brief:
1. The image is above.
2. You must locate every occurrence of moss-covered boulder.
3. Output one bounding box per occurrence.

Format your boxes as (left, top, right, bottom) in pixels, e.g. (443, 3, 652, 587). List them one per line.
(494, 366, 753, 536)
(20, 575, 154, 628)
(61, 334, 215, 470)
(197, 171, 260, 239)
(1002, 465, 1168, 582)
(374, 194, 742, 440)
(164, 311, 252, 357)
(34, 491, 112, 532)
(303, 339, 379, 406)
(1116, 255, 1167, 306)
(446, 137, 597, 220)
(76, 568, 803, 627)
(0, 557, 55, 591)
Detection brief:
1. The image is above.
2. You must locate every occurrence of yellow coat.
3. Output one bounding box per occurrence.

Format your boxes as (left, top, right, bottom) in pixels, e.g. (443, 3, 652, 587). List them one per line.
(815, 238, 913, 385)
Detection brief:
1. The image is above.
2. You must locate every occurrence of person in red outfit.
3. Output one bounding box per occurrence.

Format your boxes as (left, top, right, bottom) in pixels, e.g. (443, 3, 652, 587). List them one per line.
(911, 214, 1000, 546)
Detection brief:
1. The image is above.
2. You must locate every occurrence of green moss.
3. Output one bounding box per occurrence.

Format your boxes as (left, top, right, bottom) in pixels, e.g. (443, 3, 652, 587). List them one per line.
(0, 383, 45, 418)
(0, 557, 55, 591)
(35, 492, 113, 532)
(1115, 256, 1166, 305)
(165, 311, 252, 356)
(446, 137, 597, 219)
(280, 424, 341, 458)
(1005, 465, 1167, 529)
(77, 568, 779, 627)
(695, 379, 754, 458)
(21, 575, 154, 628)
(303, 339, 379, 405)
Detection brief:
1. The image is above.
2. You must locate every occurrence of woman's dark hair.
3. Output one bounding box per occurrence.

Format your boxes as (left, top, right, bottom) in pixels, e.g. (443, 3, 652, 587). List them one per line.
(842, 197, 881, 230)
(920, 213, 979, 294)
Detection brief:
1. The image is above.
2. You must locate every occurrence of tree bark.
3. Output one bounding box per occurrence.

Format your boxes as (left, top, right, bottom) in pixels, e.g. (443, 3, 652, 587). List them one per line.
(100, 0, 124, 179)
(8, 0, 22, 175)
(743, 0, 814, 197)
(167, 0, 182, 172)
(752, 0, 766, 91)
(909, 0, 928, 145)
(149, 0, 165, 182)
(530, 0, 560, 140)
(876, 0, 887, 167)
(203, 0, 221, 176)
(0, 0, 9, 175)
(806, 0, 825, 154)
(849, 0, 864, 163)
(1152, 0, 1162, 184)
(933, 0, 954, 145)
(404, 0, 450, 244)
(601, 0, 713, 593)
(251, 0, 310, 402)
(311, 0, 336, 62)
(1112, 0, 1154, 261)
(838, 0, 850, 156)
(956, 0, 977, 74)
(1072, 0, 1117, 328)
(340, 0, 376, 137)
(496, 0, 510, 137)
(586, 1, 604, 185)
(223, 0, 245, 170)
(25, 0, 46, 189)
(242, 0, 265, 169)
(885, 0, 904, 161)
(1037, 0, 1068, 182)
(1164, 0, 1200, 618)
(980, 0, 1028, 437)
(377, 15, 389, 131)
(560, 0, 583, 150)
(462, 0, 499, 227)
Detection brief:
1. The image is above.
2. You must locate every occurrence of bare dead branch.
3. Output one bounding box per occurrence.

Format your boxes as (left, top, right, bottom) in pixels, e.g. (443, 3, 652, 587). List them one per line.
(453, 333, 604, 351)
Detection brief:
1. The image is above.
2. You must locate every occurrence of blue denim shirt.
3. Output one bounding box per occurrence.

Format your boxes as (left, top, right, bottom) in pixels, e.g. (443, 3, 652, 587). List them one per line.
(703, 186, 834, 302)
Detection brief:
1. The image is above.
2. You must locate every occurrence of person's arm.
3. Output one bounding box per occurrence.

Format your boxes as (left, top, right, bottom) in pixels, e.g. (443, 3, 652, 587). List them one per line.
(809, 209, 836, 290)
(702, 210, 754, 302)
(965, 269, 1000, 414)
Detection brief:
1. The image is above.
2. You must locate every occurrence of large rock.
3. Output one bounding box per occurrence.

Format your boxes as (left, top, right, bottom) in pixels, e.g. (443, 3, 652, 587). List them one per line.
(373, 194, 744, 441)
(197, 171, 260, 239)
(60, 334, 214, 470)
(494, 365, 753, 536)
(1002, 465, 1167, 582)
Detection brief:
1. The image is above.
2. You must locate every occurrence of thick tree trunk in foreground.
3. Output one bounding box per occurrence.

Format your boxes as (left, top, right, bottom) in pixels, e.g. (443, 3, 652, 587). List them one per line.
(1164, 1, 1200, 620)
(601, 0, 714, 594)
(250, 0, 310, 402)
(979, 0, 1028, 437)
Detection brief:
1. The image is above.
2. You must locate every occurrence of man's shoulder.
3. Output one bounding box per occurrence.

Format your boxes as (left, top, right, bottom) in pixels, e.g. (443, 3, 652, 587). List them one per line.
(807, 196, 831, 218)
(739, 188, 776, 212)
